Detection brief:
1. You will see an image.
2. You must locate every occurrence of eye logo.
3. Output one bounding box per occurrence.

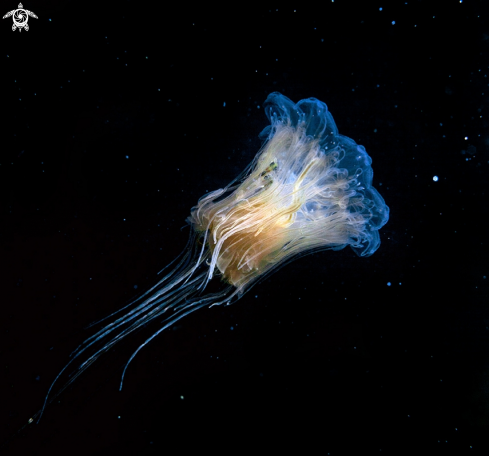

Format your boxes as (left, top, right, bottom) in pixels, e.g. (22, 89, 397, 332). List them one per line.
(3, 3, 38, 32)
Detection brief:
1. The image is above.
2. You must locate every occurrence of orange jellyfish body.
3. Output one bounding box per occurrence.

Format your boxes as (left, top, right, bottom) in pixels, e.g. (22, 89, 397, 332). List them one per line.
(38, 92, 389, 421)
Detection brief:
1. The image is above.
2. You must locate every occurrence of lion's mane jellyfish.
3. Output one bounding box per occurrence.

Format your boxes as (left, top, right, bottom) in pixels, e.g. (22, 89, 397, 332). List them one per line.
(41, 92, 389, 417)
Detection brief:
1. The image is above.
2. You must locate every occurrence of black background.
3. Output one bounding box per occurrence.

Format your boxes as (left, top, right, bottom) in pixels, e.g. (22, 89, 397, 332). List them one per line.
(1, 1, 488, 454)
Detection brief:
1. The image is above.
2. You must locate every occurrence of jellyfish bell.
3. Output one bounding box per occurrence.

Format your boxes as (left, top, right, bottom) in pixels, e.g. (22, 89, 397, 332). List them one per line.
(191, 92, 389, 291)
(37, 92, 389, 420)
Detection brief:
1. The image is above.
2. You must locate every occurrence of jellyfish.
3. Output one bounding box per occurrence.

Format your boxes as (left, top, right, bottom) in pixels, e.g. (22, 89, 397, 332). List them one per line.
(39, 92, 389, 419)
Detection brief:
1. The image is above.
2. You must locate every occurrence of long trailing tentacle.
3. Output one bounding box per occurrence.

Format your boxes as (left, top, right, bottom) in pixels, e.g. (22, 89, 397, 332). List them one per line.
(37, 230, 238, 421)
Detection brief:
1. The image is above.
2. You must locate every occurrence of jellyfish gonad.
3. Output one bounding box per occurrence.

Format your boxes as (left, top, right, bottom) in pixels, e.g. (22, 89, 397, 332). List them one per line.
(39, 92, 389, 419)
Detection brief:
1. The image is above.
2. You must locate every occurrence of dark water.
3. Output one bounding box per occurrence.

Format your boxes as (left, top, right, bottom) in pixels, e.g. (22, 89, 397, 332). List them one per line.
(1, 1, 488, 454)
